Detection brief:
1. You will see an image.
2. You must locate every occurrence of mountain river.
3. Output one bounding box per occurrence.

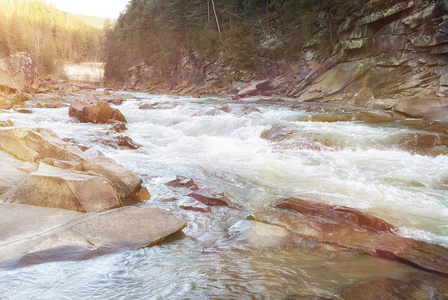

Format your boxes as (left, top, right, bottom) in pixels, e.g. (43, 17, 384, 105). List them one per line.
(0, 92, 447, 299)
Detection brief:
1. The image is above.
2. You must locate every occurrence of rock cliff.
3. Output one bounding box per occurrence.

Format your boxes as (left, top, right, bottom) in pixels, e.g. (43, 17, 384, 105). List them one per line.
(119, 0, 448, 100)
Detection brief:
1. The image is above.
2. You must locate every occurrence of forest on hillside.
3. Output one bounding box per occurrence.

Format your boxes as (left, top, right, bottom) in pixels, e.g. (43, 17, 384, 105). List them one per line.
(103, 0, 379, 83)
(0, 0, 103, 73)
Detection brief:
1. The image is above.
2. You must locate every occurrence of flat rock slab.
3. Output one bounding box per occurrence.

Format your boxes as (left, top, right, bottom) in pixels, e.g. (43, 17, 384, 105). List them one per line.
(0, 203, 186, 263)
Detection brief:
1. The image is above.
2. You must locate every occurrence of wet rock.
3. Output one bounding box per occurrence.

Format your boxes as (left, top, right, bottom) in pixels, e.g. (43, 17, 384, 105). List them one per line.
(354, 87, 375, 107)
(109, 121, 128, 133)
(187, 188, 232, 207)
(161, 175, 198, 190)
(229, 219, 299, 250)
(338, 277, 434, 300)
(236, 79, 271, 98)
(178, 197, 211, 212)
(81, 156, 143, 203)
(0, 119, 14, 127)
(116, 135, 140, 149)
(424, 106, 448, 123)
(254, 198, 448, 275)
(134, 186, 151, 203)
(394, 97, 445, 118)
(15, 108, 33, 114)
(300, 112, 356, 122)
(397, 132, 448, 156)
(356, 111, 396, 123)
(0, 99, 12, 110)
(0, 203, 187, 263)
(69, 100, 127, 124)
(0, 163, 122, 212)
(0, 128, 146, 204)
(0, 52, 37, 93)
(20, 94, 66, 109)
(277, 198, 396, 234)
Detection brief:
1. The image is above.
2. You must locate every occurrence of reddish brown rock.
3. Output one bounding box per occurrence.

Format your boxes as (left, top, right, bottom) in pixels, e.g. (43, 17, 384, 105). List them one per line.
(187, 188, 232, 207)
(277, 198, 396, 234)
(161, 175, 198, 190)
(251, 198, 448, 275)
(69, 100, 127, 124)
(178, 197, 211, 212)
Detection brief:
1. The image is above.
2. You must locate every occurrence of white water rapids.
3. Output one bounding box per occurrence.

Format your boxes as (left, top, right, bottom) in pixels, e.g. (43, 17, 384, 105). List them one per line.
(0, 92, 447, 298)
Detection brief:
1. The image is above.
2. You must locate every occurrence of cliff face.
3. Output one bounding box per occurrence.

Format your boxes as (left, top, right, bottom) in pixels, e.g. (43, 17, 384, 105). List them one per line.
(286, 0, 448, 101)
(120, 0, 448, 99)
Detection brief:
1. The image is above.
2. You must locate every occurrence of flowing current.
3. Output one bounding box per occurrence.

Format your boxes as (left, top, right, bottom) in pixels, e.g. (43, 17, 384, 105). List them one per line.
(0, 93, 447, 299)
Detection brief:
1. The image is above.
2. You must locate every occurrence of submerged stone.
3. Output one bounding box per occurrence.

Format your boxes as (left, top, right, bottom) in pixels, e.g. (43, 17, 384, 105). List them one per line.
(187, 188, 232, 207)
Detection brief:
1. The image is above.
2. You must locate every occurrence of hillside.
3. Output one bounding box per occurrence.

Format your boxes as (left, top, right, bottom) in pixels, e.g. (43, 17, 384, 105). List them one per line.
(70, 14, 109, 29)
(103, 0, 448, 99)
(0, 0, 103, 73)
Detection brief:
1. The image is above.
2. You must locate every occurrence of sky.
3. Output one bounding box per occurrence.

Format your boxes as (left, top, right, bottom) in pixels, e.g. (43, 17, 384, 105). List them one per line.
(43, 0, 130, 19)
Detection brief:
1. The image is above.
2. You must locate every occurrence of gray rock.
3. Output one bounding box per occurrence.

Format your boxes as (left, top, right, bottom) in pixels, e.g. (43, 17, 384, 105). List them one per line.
(0, 203, 186, 263)
(394, 97, 443, 118)
(424, 106, 448, 123)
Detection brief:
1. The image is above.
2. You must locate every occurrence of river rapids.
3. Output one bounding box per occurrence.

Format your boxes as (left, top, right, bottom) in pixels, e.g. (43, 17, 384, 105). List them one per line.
(0, 92, 447, 299)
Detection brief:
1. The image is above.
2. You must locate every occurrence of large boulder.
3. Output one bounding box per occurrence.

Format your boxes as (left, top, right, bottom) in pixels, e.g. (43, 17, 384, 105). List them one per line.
(0, 203, 186, 263)
(69, 100, 127, 124)
(0, 163, 122, 212)
(424, 106, 448, 123)
(394, 97, 445, 118)
(0, 52, 37, 92)
(0, 128, 147, 205)
(0, 127, 84, 162)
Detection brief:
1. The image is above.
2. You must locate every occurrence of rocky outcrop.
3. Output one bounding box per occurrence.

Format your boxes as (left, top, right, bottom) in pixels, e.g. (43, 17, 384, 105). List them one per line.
(0, 163, 122, 212)
(0, 203, 186, 264)
(288, 0, 448, 100)
(0, 52, 37, 93)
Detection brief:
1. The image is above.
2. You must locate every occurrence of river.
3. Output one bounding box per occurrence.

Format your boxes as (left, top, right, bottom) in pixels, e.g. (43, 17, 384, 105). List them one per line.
(0, 92, 447, 299)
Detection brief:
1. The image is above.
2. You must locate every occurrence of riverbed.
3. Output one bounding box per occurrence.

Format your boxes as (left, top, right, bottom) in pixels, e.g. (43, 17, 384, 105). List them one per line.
(0, 92, 447, 299)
